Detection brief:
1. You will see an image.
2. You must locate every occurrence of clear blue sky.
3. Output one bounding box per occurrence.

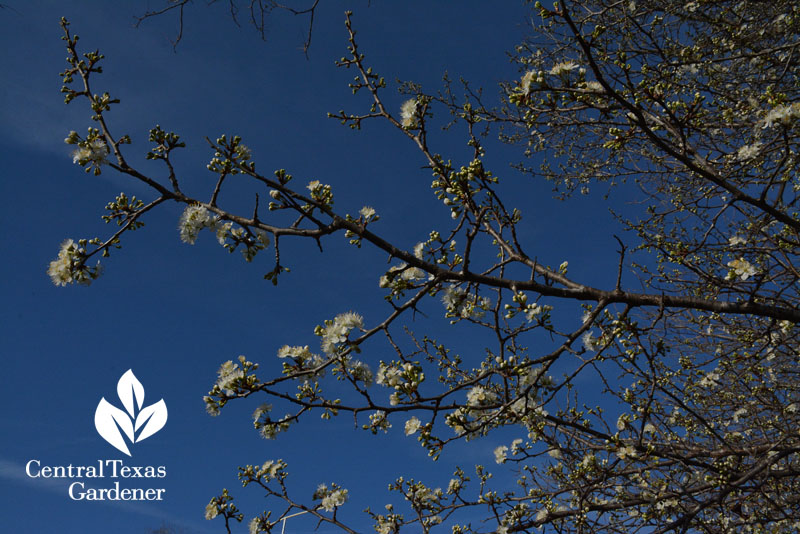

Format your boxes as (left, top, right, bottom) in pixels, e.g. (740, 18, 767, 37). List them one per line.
(0, 2, 624, 533)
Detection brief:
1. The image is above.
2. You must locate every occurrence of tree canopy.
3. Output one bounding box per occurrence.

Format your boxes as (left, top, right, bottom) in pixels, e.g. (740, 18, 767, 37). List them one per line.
(52, 1, 800, 533)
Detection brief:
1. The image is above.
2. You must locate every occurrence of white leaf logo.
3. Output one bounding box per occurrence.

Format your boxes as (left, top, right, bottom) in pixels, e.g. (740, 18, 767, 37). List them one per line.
(95, 370, 168, 456)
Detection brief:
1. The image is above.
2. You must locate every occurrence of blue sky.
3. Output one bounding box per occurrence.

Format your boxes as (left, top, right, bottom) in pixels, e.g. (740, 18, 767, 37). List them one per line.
(0, 2, 626, 533)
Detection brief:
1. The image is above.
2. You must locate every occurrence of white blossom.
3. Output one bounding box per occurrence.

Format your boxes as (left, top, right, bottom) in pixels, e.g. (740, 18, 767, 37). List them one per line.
(616, 414, 628, 431)
(763, 103, 800, 128)
(337, 311, 363, 329)
(400, 99, 418, 128)
(318, 312, 363, 354)
(466, 386, 497, 407)
(442, 286, 490, 319)
(71, 138, 109, 165)
(699, 370, 721, 388)
(727, 258, 757, 281)
(215, 221, 233, 245)
(582, 331, 597, 351)
(494, 445, 509, 464)
(47, 239, 78, 286)
(548, 61, 579, 76)
(256, 459, 283, 480)
(520, 70, 536, 95)
(320, 488, 348, 512)
(405, 416, 422, 436)
(252, 403, 272, 422)
(525, 303, 548, 322)
(736, 142, 762, 161)
(349, 359, 373, 386)
(216, 359, 244, 395)
(277, 345, 313, 360)
(204, 396, 220, 416)
(616, 445, 638, 460)
(368, 410, 391, 432)
(179, 205, 216, 244)
(583, 80, 604, 93)
(204, 502, 219, 520)
(401, 266, 425, 281)
(580, 453, 596, 469)
(376, 363, 403, 388)
(447, 478, 462, 494)
(359, 206, 376, 219)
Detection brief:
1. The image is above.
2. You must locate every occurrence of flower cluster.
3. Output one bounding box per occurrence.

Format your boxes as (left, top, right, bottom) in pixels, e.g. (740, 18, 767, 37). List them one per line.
(379, 263, 427, 291)
(518, 365, 553, 387)
(204, 489, 243, 523)
(762, 102, 800, 128)
(400, 98, 418, 128)
(204, 355, 259, 415)
(66, 130, 109, 175)
(249, 400, 292, 439)
(277, 344, 326, 374)
(359, 205, 377, 221)
(216, 359, 245, 395)
(466, 385, 498, 408)
(306, 180, 334, 206)
(548, 60, 579, 76)
(404, 416, 422, 436)
(376, 361, 425, 404)
(248, 516, 268, 534)
(726, 258, 757, 281)
(71, 138, 109, 165)
(582, 330, 599, 351)
(239, 459, 287, 487)
(258, 459, 283, 479)
(254, 414, 290, 440)
(363, 410, 392, 433)
(616, 444, 638, 460)
(736, 142, 762, 161)
(520, 70, 539, 95)
(504, 292, 553, 322)
(206, 135, 253, 176)
(407, 482, 443, 508)
(373, 511, 403, 534)
(346, 358, 374, 386)
(179, 205, 270, 261)
(313, 483, 348, 512)
(179, 205, 217, 244)
(47, 238, 102, 286)
(315, 311, 364, 355)
(582, 80, 604, 93)
(441, 286, 491, 320)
